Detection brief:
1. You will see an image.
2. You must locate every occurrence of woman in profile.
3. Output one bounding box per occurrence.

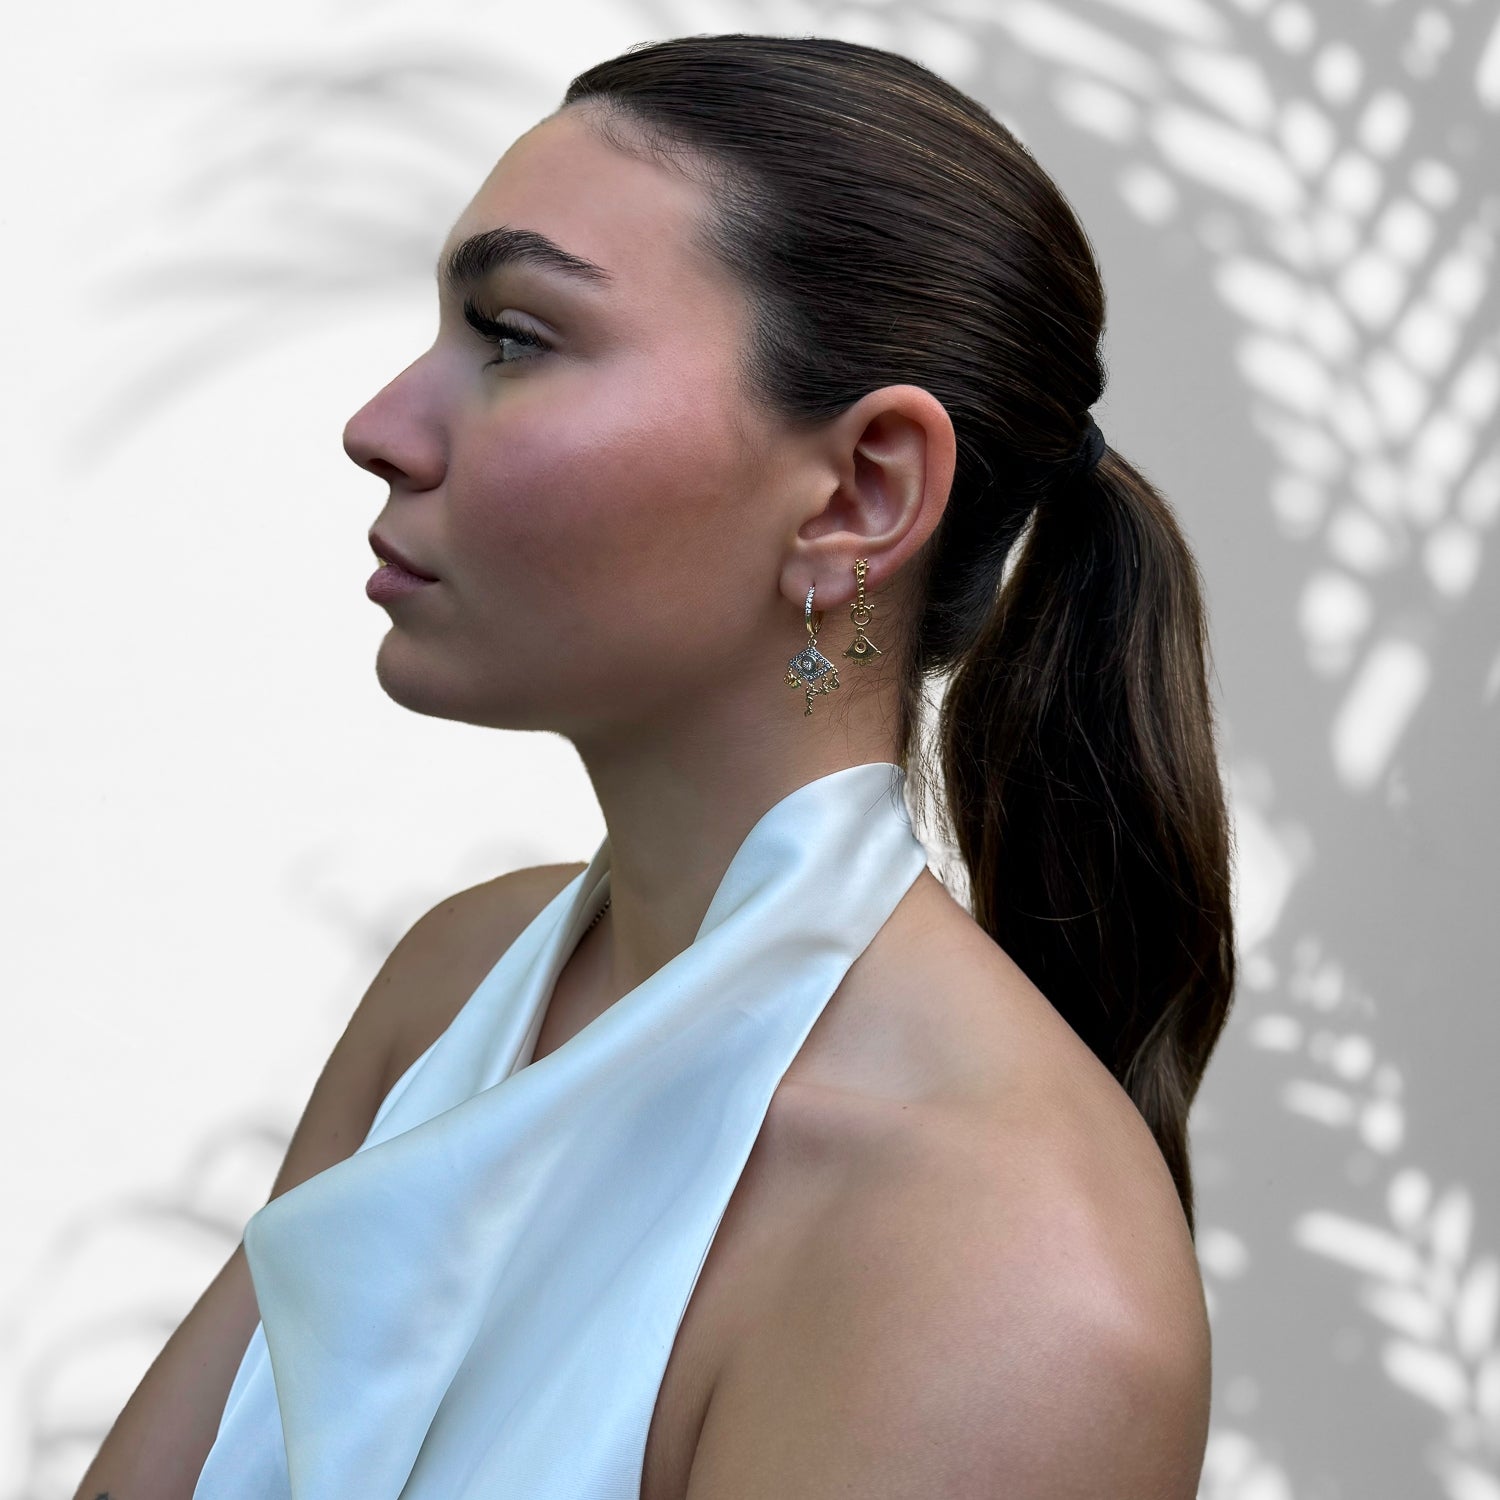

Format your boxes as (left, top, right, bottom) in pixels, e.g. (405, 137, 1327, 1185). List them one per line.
(82, 31, 1233, 1500)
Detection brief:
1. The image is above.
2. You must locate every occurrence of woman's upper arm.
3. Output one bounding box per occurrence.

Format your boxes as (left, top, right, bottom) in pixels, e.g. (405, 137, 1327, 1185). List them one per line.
(71, 1240, 263, 1500)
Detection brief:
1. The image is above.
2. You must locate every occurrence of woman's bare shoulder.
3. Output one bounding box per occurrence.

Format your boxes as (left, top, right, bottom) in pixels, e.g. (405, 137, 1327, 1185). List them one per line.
(776, 864, 1205, 1351)
(696, 1106, 1211, 1499)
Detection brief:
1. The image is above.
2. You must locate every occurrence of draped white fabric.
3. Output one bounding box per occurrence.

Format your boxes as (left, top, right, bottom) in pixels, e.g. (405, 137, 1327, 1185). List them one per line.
(194, 760, 931, 1500)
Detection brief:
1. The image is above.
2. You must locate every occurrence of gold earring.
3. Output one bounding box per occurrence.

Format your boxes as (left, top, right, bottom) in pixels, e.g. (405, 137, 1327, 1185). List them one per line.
(785, 582, 841, 717)
(843, 558, 882, 666)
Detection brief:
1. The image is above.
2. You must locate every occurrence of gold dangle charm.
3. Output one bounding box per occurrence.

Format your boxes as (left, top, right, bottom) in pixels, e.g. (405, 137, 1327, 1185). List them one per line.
(843, 557, 881, 665)
(786, 583, 840, 717)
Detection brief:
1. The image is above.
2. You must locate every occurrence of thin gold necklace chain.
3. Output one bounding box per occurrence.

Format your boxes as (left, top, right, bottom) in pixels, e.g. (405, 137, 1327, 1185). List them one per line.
(584, 894, 611, 933)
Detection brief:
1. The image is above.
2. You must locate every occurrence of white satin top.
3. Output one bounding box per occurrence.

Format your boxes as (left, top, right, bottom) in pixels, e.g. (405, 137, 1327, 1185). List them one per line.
(194, 760, 931, 1499)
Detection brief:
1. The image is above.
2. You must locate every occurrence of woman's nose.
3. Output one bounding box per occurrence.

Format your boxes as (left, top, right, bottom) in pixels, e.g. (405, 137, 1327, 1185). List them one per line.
(342, 363, 446, 491)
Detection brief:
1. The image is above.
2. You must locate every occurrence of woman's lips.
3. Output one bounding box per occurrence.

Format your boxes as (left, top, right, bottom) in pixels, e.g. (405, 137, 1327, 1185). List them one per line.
(367, 561, 438, 602)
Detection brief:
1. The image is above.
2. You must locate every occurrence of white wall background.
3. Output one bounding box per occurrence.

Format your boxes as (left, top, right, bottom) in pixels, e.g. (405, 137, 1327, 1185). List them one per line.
(3, 0, 1497, 1496)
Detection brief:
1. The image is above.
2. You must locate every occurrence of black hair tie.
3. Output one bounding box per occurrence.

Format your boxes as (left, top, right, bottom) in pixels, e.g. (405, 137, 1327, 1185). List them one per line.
(1007, 415, 1106, 493)
(1073, 416, 1105, 477)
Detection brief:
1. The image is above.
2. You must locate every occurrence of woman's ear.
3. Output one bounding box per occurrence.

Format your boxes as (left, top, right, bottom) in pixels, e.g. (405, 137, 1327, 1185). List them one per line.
(813, 383, 957, 595)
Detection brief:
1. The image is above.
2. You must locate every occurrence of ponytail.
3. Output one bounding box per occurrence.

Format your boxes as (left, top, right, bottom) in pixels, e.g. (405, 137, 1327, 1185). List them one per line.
(937, 448, 1237, 1242)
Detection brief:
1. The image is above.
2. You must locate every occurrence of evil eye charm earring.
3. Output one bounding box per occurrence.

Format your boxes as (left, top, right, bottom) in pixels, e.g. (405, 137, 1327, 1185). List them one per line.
(786, 583, 841, 717)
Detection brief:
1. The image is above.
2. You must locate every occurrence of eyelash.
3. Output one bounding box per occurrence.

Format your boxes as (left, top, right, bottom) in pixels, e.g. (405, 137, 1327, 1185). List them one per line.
(462, 297, 550, 366)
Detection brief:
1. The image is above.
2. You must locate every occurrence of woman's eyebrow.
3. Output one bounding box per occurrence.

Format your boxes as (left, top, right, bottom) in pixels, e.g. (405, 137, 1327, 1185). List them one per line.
(436, 226, 615, 297)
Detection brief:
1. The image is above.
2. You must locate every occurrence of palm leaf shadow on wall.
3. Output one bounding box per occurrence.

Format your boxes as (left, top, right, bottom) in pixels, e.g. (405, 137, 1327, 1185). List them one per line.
(65, 50, 558, 474)
(33, 2, 1500, 1497)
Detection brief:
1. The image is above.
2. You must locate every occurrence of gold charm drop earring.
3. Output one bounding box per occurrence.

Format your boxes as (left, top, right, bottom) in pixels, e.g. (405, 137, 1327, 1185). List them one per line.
(843, 558, 881, 665)
(785, 582, 841, 717)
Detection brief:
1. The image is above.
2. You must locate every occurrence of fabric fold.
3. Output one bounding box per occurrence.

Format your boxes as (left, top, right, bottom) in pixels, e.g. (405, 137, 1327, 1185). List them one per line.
(194, 760, 930, 1500)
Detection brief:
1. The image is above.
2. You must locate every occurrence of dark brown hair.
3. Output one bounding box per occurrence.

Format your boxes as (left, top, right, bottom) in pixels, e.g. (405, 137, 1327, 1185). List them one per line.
(563, 34, 1235, 1240)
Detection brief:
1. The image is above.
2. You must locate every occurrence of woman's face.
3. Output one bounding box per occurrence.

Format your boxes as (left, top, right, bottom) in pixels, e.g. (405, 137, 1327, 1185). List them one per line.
(343, 106, 809, 740)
